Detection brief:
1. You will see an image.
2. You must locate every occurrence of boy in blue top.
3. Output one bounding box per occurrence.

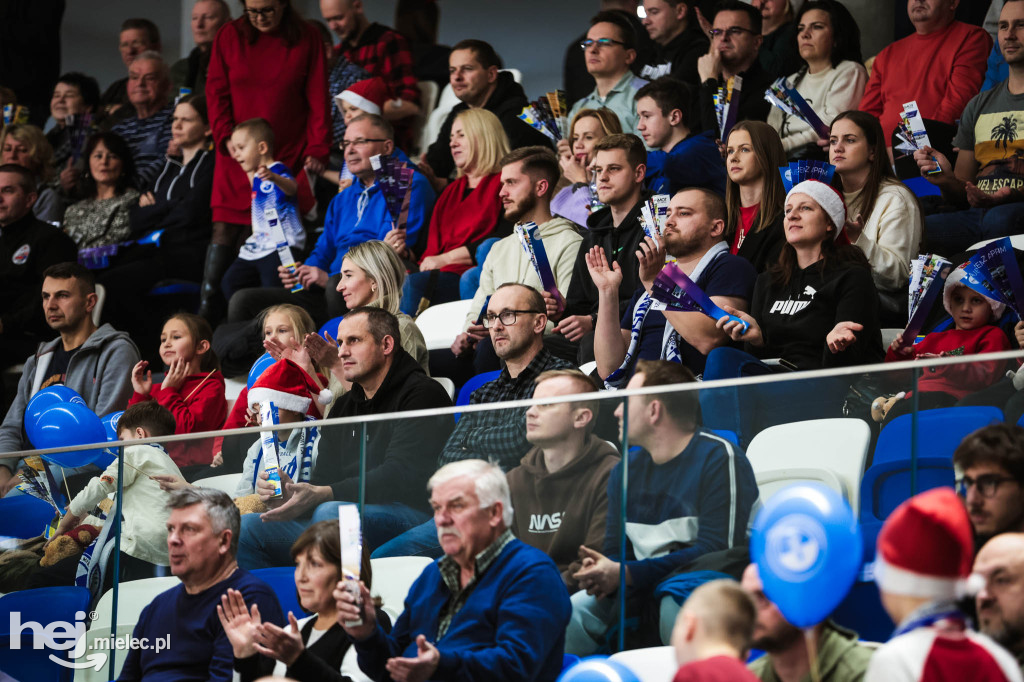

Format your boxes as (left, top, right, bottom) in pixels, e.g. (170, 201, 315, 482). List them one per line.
(635, 77, 726, 197)
(566, 360, 758, 655)
(221, 117, 306, 301)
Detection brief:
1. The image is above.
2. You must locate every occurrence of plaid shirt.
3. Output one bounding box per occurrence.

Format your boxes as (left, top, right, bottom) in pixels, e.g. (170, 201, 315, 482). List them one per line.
(439, 348, 573, 470)
(327, 55, 369, 145)
(340, 23, 420, 105)
(437, 529, 515, 639)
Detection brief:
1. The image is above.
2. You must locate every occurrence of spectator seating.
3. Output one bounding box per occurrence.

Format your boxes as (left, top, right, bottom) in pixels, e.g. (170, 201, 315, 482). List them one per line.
(250, 566, 309, 618)
(454, 369, 502, 420)
(415, 299, 473, 351)
(0, 586, 91, 682)
(968, 234, 1024, 251)
(434, 376, 456, 401)
(319, 315, 344, 340)
(608, 645, 677, 682)
(77, 577, 179, 682)
(746, 418, 871, 515)
(871, 406, 1003, 467)
(192, 473, 243, 496)
(369, 556, 434, 622)
(0, 495, 60, 539)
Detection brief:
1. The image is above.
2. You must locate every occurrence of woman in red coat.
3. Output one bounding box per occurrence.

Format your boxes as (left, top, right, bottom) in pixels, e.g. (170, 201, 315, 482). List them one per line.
(202, 0, 331, 320)
(400, 108, 510, 315)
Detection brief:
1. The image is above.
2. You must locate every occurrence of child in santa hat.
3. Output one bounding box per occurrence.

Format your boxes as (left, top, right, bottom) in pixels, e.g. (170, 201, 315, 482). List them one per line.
(324, 77, 391, 191)
(881, 272, 1011, 425)
(867, 487, 1022, 681)
(235, 358, 332, 498)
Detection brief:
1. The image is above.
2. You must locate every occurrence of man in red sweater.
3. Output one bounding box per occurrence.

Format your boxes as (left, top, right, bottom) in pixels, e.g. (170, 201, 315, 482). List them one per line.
(860, 0, 991, 145)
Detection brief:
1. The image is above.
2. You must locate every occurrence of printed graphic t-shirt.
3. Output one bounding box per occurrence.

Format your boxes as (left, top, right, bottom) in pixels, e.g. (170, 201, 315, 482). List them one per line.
(953, 82, 1024, 194)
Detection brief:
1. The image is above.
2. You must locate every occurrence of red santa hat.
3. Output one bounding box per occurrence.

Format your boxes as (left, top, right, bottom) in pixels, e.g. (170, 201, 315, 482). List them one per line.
(874, 487, 981, 600)
(334, 77, 390, 117)
(248, 359, 332, 414)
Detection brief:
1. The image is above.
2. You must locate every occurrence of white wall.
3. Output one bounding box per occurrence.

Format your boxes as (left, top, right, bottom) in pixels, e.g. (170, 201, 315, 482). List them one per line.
(62, 0, 895, 98)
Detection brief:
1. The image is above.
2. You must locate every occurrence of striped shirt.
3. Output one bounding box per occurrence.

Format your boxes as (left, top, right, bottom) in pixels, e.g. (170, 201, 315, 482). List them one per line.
(437, 529, 515, 638)
(112, 103, 174, 191)
(327, 55, 369, 145)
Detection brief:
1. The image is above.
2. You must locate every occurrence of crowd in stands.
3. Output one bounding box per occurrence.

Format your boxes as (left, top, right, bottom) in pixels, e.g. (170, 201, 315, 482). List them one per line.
(5, 0, 1024, 679)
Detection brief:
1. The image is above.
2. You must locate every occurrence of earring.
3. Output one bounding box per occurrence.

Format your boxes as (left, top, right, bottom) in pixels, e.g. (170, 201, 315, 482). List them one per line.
(371, 284, 377, 292)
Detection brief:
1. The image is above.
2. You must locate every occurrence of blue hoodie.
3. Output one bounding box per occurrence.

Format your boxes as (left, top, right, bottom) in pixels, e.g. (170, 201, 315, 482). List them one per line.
(645, 129, 727, 197)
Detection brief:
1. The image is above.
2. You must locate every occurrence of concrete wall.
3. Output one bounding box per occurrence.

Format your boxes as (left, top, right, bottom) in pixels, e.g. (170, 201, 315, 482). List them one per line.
(62, 0, 895, 100)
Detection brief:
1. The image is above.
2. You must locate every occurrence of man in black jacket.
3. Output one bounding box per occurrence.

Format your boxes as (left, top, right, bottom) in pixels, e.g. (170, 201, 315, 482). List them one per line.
(0, 164, 77, 369)
(548, 134, 648, 364)
(236, 307, 454, 568)
(420, 39, 552, 189)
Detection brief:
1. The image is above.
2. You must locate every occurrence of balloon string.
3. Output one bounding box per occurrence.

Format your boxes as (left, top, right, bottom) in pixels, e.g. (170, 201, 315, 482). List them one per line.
(805, 628, 821, 682)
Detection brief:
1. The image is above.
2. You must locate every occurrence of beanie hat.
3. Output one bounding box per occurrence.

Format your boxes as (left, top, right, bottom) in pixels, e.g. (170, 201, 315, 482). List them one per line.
(786, 180, 847, 240)
(334, 77, 390, 117)
(248, 359, 332, 414)
(942, 266, 1006, 322)
(874, 487, 979, 600)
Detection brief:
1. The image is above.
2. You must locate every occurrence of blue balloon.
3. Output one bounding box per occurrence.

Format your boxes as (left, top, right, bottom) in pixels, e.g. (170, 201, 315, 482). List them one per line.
(24, 386, 87, 447)
(751, 483, 863, 628)
(558, 657, 640, 682)
(247, 352, 276, 391)
(318, 315, 344, 340)
(31, 403, 111, 468)
(101, 411, 125, 441)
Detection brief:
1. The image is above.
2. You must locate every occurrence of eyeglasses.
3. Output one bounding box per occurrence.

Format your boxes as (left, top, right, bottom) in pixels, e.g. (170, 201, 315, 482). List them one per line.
(709, 26, 756, 39)
(339, 138, 387, 151)
(245, 6, 278, 19)
(955, 474, 1018, 498)
(579, 38, 627, 50)
(482, 309, 544, 328)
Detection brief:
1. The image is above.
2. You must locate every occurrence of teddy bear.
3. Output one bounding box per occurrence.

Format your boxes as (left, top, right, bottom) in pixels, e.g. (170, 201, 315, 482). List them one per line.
(40, 524, 100, 567)
(234, 494, 267, 515)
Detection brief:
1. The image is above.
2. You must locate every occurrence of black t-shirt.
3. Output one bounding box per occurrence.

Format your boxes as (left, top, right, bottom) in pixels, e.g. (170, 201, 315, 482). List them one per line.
(40, 344, 81, 390)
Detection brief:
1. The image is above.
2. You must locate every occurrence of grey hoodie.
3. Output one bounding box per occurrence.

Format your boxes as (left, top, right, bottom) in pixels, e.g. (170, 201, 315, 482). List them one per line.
(0, 323, 141, 471)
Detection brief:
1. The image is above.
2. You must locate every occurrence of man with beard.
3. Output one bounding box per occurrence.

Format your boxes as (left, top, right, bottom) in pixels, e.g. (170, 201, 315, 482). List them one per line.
(588, 187, 756, 385)
(442, 147, 582, 384)
(953, 423, 1024, 550)
(974, 534, 1024, 675)
(373, 283, 573, 558)
(741, 563, 872, 682)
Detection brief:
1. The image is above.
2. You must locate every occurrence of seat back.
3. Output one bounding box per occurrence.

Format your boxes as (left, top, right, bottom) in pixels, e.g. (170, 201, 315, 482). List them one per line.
(370, 556, 434, 622)
(434, 376, 455, 401)
(746, 418, 871, 514)
(193, 473, 243, 496)
(0, 495, 57, 539)
(454, 370, 502, 420)
(873, 407, 1003, 467)
(608, 645, 677, 682)
(92, 283, 106, 327)
(250, 566, 309, 618)
(0, 586, 91, 682)
(76, 577, 179, 682)
(414, 299, 474, 351)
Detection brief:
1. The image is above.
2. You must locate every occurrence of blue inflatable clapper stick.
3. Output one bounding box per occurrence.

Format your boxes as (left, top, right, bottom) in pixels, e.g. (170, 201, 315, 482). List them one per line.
(259, 401, 284, 498)
(339, 504, 364, 626)
(267, 208, 303, 293)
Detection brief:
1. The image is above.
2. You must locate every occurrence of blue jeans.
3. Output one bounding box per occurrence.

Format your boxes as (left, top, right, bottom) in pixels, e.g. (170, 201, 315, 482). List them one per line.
(459, 238, 500, 299)
(237, 501, 430, 569)
(371, 519, 443, 559)
(925, 204, 1024, 258)
(401, 271, 462, 316)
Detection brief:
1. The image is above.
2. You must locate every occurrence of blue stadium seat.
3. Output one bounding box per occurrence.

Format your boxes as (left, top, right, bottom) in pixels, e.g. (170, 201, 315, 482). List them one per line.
(250, 567, 309, 619)
(319, 316, 344, 340)
(0, 586, 91, 682)
(148, 280, 201, 296)
(709, 429, 740, 445)
(871, 406, 1003, 467)
(454, 370, 502, 422)
(902, 176, 941, 198)
(0, 495, 57, 539)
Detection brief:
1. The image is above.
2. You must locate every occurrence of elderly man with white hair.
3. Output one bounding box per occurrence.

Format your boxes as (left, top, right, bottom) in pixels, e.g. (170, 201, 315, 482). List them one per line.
(335, 459, 572, 682)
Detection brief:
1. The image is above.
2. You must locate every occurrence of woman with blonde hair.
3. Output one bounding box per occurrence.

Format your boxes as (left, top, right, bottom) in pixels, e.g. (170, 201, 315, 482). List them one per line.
(401, 108, 510, 315)
(724, 121, 788, 273)
(305, 240, 430, 393)
(0, 123, 63, 224)
(551, 107, 622, 226)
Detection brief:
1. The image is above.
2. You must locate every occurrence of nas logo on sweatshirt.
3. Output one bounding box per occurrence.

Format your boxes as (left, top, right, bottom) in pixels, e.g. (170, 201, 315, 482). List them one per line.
(529, 513, 563, 533)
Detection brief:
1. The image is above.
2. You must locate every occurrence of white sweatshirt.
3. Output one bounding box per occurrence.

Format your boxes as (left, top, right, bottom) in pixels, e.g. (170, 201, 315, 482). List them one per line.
(767, 60, 869, 152)
(845, 180, 923, 293)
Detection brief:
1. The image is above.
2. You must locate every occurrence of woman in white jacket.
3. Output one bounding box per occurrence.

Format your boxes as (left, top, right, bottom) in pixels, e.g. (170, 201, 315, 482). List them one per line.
(830, 110, 923, 324)
(766, 0, 868, 160)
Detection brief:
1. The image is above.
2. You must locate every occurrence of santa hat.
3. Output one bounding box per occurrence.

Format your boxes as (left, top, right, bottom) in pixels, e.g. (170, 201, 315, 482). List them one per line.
(942, 267, 1006, 322)
(786, 180, 847, 241)
(874, 487, 981, 600)
(334, 77, 390, 117)
(248, 359, 332, 414)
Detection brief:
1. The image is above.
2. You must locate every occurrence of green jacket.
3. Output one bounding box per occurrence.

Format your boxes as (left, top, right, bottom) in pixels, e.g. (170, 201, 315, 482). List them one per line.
(748, 622, 874, 682)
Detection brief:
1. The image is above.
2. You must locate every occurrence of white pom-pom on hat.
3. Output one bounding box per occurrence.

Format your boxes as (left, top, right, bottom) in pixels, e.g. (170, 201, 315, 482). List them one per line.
(318, 388, 334, 405)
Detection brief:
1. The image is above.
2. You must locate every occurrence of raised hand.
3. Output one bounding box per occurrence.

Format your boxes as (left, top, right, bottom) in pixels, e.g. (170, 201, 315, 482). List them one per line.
(216, 588, 262, 659)
(585, 246, 622, 293)
(131, 360, 153, 395)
